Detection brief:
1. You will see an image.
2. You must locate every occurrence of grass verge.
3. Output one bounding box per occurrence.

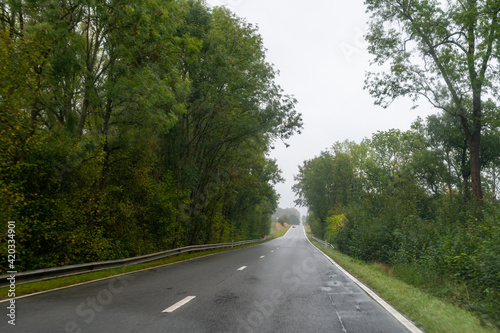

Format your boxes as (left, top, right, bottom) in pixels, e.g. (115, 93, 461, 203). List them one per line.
(310, 237, 499, 333)
(269, 222, 291, 238)
(0, 241, 270, 301)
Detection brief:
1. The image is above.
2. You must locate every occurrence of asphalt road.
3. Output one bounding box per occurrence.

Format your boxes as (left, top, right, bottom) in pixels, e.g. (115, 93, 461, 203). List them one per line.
(2, 226, 417, 333)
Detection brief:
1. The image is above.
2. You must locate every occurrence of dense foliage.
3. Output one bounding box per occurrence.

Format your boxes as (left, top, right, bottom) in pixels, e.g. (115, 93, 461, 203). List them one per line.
(0, 0, 302, 272)
(294, 116, 500, 326)
(365, 0, 500, 207)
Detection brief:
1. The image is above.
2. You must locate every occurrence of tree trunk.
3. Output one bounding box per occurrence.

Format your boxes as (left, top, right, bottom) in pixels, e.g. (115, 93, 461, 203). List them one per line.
(459, 94, 483, 208)
(446, 151, 453, 202)
(460, 140, 471, 202)
(77, 80, 90, 136)
(99, 97, 113, 192)
(469, 130, 482, 206)
(470, 92, 483, 207)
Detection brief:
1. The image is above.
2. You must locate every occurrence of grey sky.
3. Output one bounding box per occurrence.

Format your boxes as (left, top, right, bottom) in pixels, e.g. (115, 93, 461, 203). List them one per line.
(205, 0, 437, 216)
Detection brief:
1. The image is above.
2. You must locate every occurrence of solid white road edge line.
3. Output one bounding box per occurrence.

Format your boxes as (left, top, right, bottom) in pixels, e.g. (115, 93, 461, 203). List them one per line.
(282, 225, 294, 237)
(237, 266, 247, 271)
(163, 296, 196, 313)
(304, 226, 423, 333)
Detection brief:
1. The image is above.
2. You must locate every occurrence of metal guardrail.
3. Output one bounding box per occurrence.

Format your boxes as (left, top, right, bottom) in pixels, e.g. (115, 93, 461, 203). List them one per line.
(311, 236, 335, 249)
(0, 237, 272, 287)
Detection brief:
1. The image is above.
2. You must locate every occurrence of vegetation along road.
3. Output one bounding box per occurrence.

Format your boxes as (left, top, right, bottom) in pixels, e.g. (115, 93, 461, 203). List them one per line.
(1, 0, 499, 331)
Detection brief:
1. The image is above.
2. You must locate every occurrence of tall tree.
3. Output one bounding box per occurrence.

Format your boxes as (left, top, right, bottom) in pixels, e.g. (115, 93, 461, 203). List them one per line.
(364, 0, 500, 207)
(166, 3, 302, 246)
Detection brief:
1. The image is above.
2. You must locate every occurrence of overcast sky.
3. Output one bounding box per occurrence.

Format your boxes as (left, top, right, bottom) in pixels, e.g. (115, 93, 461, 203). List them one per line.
(205, 0, 437, 216)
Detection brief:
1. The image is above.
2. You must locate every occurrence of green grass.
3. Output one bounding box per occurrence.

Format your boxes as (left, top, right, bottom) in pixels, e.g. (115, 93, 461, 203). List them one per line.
(310, 237, 499, 333)
(0, 241, 270, 300)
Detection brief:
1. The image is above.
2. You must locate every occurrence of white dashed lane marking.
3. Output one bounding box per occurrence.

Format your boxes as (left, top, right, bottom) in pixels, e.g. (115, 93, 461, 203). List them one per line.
(162, 296, 196, 313)
(237, 266, 247, 271)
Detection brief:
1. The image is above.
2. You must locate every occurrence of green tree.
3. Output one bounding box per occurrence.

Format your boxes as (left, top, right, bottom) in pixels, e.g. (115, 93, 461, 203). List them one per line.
(289, 214, 300, 225)
(1, 0, 192, 269)
(165, 3, 302, 246)
(293, 142, 359, 238)
(425, 113, 471, 200)
(365, 0, 500, 207)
